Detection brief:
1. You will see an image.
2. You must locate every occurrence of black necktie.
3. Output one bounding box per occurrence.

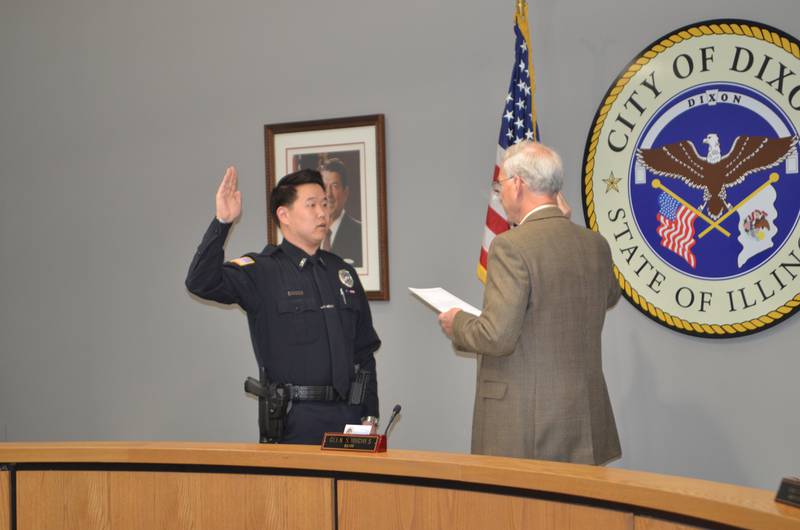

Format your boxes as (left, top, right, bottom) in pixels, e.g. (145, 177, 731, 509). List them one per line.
(309, 256, 351, 399)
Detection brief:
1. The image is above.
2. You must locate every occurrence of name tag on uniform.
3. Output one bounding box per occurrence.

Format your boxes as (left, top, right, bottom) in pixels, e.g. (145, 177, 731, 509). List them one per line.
(287, 290, 304, 296)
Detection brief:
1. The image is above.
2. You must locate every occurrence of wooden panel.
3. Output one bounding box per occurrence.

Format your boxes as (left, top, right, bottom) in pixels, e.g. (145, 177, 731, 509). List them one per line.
(0, 471, 9, 530)
(17, 470, 332, 530)
(338, 480, 633, 530)
(635, 516, 704, 530)
(1, 443, 799, 529)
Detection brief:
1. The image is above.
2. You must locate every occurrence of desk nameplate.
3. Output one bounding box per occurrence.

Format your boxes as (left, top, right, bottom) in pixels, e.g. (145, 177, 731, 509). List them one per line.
(321, 433, 386, 453)
(776, 476, 800, 509)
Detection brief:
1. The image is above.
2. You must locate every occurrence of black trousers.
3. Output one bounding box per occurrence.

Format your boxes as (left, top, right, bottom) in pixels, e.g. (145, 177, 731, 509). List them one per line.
(281, 401, 362, 445)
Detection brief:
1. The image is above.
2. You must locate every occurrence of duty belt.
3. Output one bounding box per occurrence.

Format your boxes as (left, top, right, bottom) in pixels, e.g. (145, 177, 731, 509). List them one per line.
(288, 384, 341, 402)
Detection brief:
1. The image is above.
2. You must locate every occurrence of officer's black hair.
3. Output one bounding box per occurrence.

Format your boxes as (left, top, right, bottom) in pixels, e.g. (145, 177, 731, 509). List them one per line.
(270, 169, 326, 226)
(319, 158, 349, 187)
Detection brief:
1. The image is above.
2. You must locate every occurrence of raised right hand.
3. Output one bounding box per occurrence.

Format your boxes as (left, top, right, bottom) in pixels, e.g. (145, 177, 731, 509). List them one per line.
(556, 191, 572, 220)
(215, 166, 242, 223)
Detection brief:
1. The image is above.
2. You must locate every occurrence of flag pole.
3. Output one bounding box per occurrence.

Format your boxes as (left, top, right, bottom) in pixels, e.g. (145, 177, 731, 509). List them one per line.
(697, 172, 780, 238)
(477, 0, 536, 283)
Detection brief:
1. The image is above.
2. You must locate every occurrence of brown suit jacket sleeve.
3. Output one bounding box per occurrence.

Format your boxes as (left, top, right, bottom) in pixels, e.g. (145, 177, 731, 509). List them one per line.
(452, 236, 528, 357)
(606, 254, 621, 309)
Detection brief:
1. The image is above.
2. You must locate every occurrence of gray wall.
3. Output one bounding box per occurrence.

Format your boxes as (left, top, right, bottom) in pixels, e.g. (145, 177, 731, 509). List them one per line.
(1, 0, 798, 490)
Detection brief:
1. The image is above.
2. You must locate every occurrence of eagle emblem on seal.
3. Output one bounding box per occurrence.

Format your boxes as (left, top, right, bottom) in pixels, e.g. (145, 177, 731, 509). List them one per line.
(637, 134, 798, 219)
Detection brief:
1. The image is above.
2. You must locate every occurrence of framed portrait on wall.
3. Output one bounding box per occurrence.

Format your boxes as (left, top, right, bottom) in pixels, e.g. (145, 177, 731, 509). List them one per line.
(265, 114, 389, 300)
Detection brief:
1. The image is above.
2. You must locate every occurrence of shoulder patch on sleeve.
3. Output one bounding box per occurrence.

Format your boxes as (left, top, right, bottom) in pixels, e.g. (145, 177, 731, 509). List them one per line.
(229, 256, 255, 267)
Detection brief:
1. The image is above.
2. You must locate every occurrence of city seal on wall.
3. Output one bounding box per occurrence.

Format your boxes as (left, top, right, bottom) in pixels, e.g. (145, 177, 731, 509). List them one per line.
(583, 19, 800, 337)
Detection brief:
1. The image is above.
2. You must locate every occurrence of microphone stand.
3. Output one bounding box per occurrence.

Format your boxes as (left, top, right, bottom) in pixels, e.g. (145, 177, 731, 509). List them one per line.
(377, 404, 402, 451)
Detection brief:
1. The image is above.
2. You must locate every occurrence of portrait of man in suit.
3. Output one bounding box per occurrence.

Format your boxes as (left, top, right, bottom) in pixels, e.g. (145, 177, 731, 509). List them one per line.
(319, 157, 363, 267)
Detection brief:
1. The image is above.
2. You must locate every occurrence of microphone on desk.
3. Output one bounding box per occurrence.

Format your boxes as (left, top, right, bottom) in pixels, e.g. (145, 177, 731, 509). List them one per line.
(383, 404, 402, 438)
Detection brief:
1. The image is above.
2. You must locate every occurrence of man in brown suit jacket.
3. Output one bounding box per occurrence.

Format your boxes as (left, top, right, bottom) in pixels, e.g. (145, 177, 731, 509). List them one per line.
(439, 141, 621, 465)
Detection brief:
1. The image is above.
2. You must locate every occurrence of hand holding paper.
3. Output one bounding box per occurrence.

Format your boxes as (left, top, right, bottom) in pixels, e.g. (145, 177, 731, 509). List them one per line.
(438, 308, 461, 338)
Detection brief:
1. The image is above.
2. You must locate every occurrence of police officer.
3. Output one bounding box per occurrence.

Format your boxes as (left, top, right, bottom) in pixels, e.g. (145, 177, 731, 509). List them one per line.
(186, 166, 381, 444)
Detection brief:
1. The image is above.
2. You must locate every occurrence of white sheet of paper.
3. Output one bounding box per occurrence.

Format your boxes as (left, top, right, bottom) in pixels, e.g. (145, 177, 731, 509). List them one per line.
(408, 287, 481, 316)
(343, 424, 373, 435)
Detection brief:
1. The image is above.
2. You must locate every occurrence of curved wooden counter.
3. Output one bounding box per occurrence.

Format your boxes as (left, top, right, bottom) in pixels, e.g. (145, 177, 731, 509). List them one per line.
(0, 442, 797, 529)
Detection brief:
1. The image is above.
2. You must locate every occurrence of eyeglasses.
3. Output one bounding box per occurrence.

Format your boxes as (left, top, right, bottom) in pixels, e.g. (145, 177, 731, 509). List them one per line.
(492, 175, 515, 195)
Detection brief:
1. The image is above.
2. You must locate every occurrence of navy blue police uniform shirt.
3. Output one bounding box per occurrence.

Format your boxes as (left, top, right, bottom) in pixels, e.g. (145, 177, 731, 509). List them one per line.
(185, 218, 381, 417)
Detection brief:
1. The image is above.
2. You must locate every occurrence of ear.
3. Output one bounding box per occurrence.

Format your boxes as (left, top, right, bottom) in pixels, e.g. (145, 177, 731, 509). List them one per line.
(512, 175, 524, 197)
(276, 205, 290, 226)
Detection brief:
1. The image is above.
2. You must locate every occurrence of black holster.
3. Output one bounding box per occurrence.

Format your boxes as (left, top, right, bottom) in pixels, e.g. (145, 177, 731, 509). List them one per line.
(347, 368, 371, 406)
(244, 367, 290, 443)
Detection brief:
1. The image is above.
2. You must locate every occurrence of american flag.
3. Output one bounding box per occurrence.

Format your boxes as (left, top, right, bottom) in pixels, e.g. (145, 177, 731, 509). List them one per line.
(656, 192, 698, 268)
(477, 1, 538, 282)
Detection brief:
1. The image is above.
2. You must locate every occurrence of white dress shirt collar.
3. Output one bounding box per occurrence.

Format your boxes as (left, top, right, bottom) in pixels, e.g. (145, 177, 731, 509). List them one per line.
(328, 210, 346, 243)
(519, 203, 558, 225)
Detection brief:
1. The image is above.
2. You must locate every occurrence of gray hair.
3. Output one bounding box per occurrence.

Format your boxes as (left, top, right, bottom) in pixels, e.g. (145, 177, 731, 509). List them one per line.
(501, 141, 563, 196)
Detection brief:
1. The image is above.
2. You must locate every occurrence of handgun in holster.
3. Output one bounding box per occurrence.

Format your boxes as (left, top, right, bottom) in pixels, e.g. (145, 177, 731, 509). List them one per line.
(347, 367, 371, 406)
(244, 366, 290, 443)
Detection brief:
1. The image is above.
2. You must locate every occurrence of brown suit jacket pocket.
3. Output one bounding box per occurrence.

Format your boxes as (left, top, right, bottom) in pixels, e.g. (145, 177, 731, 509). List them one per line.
(478, 381, 507, 400)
